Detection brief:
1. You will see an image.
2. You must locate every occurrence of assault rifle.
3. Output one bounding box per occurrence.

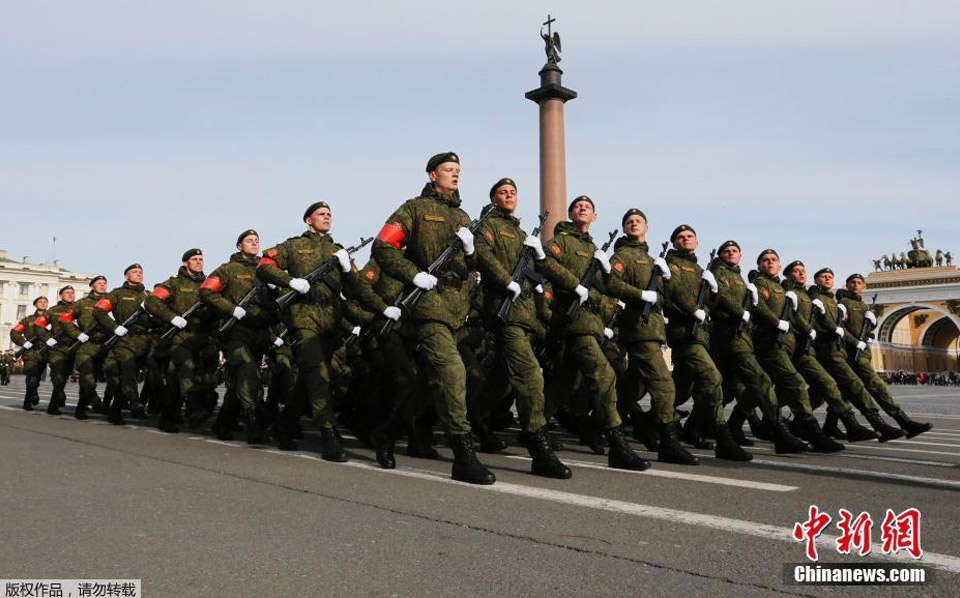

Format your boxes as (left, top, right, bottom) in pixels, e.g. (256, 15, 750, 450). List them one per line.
(275, 236, 373, 310)
(640, 241, 670, 323)
(496, 211, 548, 322)
(690, 249, 718, 338)
(566, 230, 619, 319)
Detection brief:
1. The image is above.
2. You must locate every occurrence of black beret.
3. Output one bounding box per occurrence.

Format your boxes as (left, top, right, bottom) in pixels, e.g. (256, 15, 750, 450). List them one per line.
(426, 152, 460, 172)
(814, 267, 834, 278)
(670, 224, 696, 243)
(303, 201, 330, 221)
(58, 285, 74, 296)
(717, 240, 740, 253)
(846, 273, 865, 283)
(568, 195, 595, 213)
(181, 248, 202, 262)
(124, 263, 142, 275)
(33, 296, 48, 306)
(489, 177, 517, 199)
(88, 275, 106, 287)
(236, 229, 259, 245)
(784, 260, 804, 275)
(621, 208, 647, 226)
(756, 249, 779, 265)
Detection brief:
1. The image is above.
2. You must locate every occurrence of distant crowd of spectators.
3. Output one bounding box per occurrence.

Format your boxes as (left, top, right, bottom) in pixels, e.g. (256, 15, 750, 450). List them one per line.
(883, 370, 960, 386)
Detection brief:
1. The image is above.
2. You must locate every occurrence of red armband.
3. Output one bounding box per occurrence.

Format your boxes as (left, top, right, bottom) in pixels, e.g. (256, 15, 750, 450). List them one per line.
(14, 323, 25, 333)
(258, 256, 278, 268)
(34, 316, 47, 328)
(376, 222, 406, 249)
(59, 311, 74, 323)
(200, 277, 222, 292)
(96, 299, 113, 311)
(151, 286, 171, 300)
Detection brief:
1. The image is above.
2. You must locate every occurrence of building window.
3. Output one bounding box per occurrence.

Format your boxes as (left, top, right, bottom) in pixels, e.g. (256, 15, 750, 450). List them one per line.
(19, 283, 31, 296)
(17, 305, 27, 320)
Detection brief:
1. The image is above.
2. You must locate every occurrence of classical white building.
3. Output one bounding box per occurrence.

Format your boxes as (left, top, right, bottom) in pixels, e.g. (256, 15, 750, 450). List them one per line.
(0, 249, 94, 351)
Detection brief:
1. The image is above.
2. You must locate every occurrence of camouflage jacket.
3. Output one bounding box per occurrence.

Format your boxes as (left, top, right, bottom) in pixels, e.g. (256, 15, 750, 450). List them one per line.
(46, 300, 75, 350)
(372, 183, 476, 329)
(94, 282, 150, 334)
(145, 266, 213, 336)
(606, 237, 666, 344)
(808, 286, 846, 350)
(541, 220, 606, 338)
(474, 207, 541, 330)
(55, 292, 108, 344)
(200, 253, 276, 327)
(837, 290, 874, 355)
(708, 261, 753, 351)
(751, 272, 794, 352)
(662, 249, 710, 347)
(11, 309, 52, 348)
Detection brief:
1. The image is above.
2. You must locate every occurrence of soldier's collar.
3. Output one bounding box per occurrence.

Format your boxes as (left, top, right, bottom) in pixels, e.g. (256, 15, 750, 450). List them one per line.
(667, 249, 697, 263)
(756, 271, 779, 281)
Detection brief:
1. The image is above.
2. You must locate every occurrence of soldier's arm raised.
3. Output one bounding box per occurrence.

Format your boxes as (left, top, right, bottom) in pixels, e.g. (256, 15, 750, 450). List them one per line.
(93, 291, 120, 333)
(473, 223, 514, 289)
(10, 319, 29, 346)
(709, 273, 744, 321)
(198, 267, 237, 318)
(144, 280, 180, 324)
(256, 242, 294, 288)
(540, 237, 580, 292)
(751, 280, 781, 330)
(348, 265, 389, 315)
(372, 203, 420, 285)
(53, 308, 81, 341)
(603, 254, 644, 305)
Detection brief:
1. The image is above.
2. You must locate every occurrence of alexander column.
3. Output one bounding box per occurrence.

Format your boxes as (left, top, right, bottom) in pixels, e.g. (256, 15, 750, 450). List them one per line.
(525, 15, 577, 241)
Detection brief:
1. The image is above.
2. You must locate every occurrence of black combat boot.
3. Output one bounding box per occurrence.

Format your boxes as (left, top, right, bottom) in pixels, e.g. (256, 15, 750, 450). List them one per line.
(107, 396, 127, 426)
(74, 390, 90, 420)
(406, 422, 439, 459)
(320, 426, 348, 462)
(523, 428, 572, 479)
(727, 408, 754, 447)
(370, 413, 401, 469)
(158, 414, 180, 434)
(129, 399, 148, 421)
(22, 393, 34, 411)
(838, 411, 879, 442)
(822, 411, 847, 440)
(245, 411, 269, 445)
(89, 392, 102, 412)
(769, 417, 809, 454)
(448, 434, 496, 485)
(714, 423, 754, 461)
(632, 410, 661, 452)
(747, 412, 772, 441)
(865, 412, 904, 443)
(473, 420, 508, 454)
(577, 416, 606, 455)
(46, 394, 62, 415)
(658, 423, 699, 465)
(802, 417, 845, 453)
(681, 410, 714, 450)
(892, 411, 933, 439)
(606, 427, 650, 471)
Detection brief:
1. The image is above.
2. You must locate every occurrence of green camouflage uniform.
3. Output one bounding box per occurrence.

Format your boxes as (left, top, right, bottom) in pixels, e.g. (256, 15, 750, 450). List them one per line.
(45, 299, 76, 411)
(838, 290, 903, 417)
(11, 309, 52, 407)
(94, 282, 152, 417)
(0, 352, 12, 385)
(56, 290, 108, 413)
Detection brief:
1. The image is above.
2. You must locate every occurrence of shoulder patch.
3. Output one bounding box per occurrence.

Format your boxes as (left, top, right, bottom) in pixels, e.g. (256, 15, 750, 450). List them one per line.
(761, 288, 770, 299)
(613, 262, 624, 273)
(484, 230, 494, 242)
(364, 269, 376, 280)
(550, 245, 562, 256)
(670, 264, 680, 272)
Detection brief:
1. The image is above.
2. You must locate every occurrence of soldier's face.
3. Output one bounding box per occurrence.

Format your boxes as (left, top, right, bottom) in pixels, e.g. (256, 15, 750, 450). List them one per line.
(623, 215, 647, 241)
(788, 266, 807, 285)
(720, 246, 740, 266)
(92, 279, 107, 294)
(673, 230, 698, 252)
(759, 254, 781, 276)
(238, 235, 260, 258)
(569, 201, 596, 227)
(185, 255, 204, 275)
(491, 185, 517, 214)
(306, 207, 332, 234)
(126, 268, 144, 285)
(816, 272, 834, 290)
(60, 289, 76, 303)
(847, 279, 865, 294)
(35, 298, 48, 310)
(430, 163, 460, 194)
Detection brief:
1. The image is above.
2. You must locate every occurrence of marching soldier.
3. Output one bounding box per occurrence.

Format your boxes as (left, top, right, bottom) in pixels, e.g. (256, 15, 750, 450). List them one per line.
(10, 296, 51, 410)
(472, 177, 571, 478)
(56, 275, 110, 419)
(540, 195, 650, 471)
(0, 349, 13, 385)
(605, 208, 699, 465)
(372, 152, 498, 484)
(145, 248, 219, 433)
(44, 286, 78, 414)
(94, 264, 152, 425)
(839, 273, 933, 438)
(257, 200, 361, 460)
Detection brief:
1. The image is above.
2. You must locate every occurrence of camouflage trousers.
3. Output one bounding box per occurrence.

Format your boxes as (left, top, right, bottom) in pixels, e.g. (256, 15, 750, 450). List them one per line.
(618, 340, 677, 425)
(714, 337, 780, 422)
(46, 348, 75, 408)
(847, 353, 902, 417)
(468, 325, 547, 432)
(672, 341, 724, 425)
(415, 321, 471, 435)
(544, 334, 622, 429)
(757, 345, 815, 420)
(221, 327, 271, 414)
(793, 352, 853, 416)
(111, 333, 153, 408)
(813, 343, 881, 415)
(21, 352, 47, 403)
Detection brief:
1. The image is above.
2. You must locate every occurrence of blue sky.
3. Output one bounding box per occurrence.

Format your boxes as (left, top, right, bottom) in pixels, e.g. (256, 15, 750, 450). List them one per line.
(2, 1, 958, 285)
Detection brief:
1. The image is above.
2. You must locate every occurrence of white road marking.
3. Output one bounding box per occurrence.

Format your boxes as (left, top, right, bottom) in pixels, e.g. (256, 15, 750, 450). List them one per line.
(747, 459, 960, 490)
(836, 453, 957, 468)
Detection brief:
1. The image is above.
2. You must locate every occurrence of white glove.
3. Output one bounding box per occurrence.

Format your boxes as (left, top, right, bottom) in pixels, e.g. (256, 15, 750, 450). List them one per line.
(114, 325, 128, 337)
(45, 338, 57, 347)
(455, 227, 474, 255)
(809, 330, 817, 341)
(45, 324, 52, 331)
(865, 311, 877, 326)
(777, 320, 790, 332)
(784, 291, 798, 310)
(77, 333, 89, 344)
(383, 306, 401, 321)
(812, 299, 826, 314)
(741, 311, 751, 323)
(574, 284, 589, 305)
(593, 250, 612, 274)
(835, 326, 845, 337)
(289, 278, 310, 295)
(351, 326, 361, 337)
(653, 256, 671, 280)
(23, 341, 33, 350)
(701, 270, 718, 293)
(273, 337, 284, 348)
(603, 327, 614, 340)
(693, 309, 706, 322)
(334, 248, 352, 273)
(746, 282, 759, 306)
(640, 290, 657, 304)
(663, 316, 670, 325)
(523, 236, 546, 260)
(838, 304, 848, 319)
(534, 284, 544, 295)
(856, 341, 867, 351)
(171, 316, 188, 329)
(506, 281, 522, 299)
(617, 300, 626, 309)
(413, 272, 438, 290)
(227, 306, 244, 320)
